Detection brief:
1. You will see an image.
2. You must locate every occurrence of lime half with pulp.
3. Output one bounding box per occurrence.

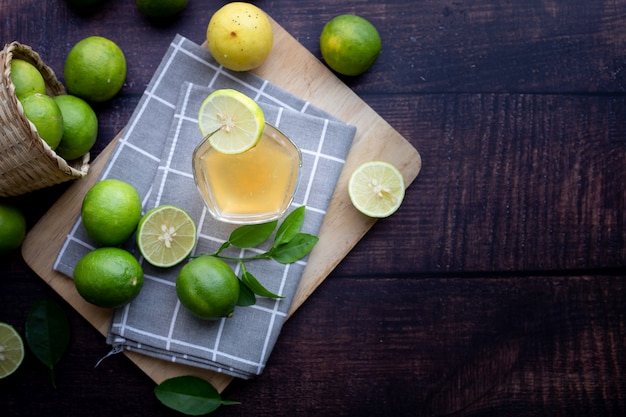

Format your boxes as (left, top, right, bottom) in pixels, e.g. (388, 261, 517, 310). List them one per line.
(136, 205, 197, 268)
(197, 89, 264, 154)
(348, 161, 405, 218)
(0, 323, 25, 379)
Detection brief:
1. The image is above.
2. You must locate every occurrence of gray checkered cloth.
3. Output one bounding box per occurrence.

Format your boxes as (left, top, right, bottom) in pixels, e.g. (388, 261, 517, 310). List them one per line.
(53, 34, 356, 379)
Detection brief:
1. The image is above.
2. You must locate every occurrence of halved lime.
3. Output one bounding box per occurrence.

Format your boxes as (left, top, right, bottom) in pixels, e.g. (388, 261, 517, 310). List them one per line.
(0, 323, 25, 379)
(348, 161, 405, 218)
(197, 89, 265, 154)
(136, 205, 197, 268)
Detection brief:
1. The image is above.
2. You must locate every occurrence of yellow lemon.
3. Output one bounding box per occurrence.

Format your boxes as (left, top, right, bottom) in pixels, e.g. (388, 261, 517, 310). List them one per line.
(207, 2, 273, 71)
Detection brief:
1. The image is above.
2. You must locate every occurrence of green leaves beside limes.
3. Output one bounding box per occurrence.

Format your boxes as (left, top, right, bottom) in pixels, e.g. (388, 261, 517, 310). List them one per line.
(210, 206, 318, 306)
(155, 375, 239, 415)
(24, 299, 70, 388)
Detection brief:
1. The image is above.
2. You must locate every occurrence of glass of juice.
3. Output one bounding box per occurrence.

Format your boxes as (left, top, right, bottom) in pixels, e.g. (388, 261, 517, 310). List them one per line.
(192, 123, 302, 224)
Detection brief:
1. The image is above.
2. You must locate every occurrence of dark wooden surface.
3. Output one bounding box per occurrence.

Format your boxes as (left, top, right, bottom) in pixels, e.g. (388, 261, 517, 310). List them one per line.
(1, 1, 625, 416)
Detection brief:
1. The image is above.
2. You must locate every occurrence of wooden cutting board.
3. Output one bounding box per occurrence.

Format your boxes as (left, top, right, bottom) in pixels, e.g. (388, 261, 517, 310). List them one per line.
(21, 18, 422, 392)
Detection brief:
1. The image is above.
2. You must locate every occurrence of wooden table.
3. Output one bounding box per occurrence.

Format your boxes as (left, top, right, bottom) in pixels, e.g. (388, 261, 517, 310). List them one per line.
(1, 1, 624, 415)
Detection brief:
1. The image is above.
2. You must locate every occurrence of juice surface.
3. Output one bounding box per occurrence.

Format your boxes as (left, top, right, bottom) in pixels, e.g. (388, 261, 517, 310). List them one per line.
(200, 129, 300, 217)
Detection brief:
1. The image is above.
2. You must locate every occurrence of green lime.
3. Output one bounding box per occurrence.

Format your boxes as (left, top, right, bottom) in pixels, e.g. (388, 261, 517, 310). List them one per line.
(0, 323, 25, 379)
(0, 204, 26, 254)
(10, 59, 46, 101)
(135, 0, 188, 18)
(207, 2, 274, 71)
(136, 205, 197, 268)
(348, 161, 405, 218)
(20, 93, 64, 149)
(176, 256, 240, 320)
(53, 94, 98, 160)
(64, 36, 126, 102)
(81, 179, 142, 246)
(320, 14, 382, 76)
(73, 247, 144, 308)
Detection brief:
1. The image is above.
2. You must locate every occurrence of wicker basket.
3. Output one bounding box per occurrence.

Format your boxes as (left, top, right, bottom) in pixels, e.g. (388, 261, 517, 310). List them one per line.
(0, 41, 89, 197)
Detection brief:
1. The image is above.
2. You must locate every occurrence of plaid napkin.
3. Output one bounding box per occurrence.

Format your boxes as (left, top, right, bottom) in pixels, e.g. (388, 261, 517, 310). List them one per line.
(53, 34, 356, 379)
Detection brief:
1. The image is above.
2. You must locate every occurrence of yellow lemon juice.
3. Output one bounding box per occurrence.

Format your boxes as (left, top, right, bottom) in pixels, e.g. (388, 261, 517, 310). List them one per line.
(193, 124, 301, 224)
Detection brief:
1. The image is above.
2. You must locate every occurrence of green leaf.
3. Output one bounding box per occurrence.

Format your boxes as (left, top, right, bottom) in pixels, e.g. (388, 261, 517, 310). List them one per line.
(271, 233, 319, 264)
(240, 263, 283, 299)
(154, 375, 239, 415)
(274, 206, 305, 247)
(24, 299, 70, 388)
(228, 220, 277, 248)
(236, 278, 257, 307)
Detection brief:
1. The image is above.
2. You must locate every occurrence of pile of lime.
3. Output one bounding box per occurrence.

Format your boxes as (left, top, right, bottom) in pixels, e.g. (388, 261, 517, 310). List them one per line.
(10, 36, 127, 161)
(73, 90, 269, 318)
(75, 179, 198, 309)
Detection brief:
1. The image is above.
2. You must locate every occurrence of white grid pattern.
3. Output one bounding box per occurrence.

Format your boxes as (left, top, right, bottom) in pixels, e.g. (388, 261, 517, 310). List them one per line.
(54, 35, 356, 379)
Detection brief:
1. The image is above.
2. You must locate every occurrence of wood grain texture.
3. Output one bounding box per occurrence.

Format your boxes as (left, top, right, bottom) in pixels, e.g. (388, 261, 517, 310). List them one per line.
(2, 0, 625, 415)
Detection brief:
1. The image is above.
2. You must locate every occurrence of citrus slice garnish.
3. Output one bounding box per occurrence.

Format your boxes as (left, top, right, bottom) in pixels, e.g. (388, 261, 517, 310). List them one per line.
(348, 161, 405, 218)
(197, 89, 265, 154)
(0, 322, 25, 379)
(136, 205, 197, 268)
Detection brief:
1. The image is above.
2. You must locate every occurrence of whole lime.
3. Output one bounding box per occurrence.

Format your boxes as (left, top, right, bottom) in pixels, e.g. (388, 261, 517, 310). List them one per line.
(10, 59, 46, 101)
(20, 93, 64, 149)
(73, 247, 144, 308)
(53, 94, 98, 161)
(207, 2, 273, 71)
(64, 36, 126, 102)
(0, 204, 26, 254)
(176, 255, 240, 320)
(81, 179, 142, 246)
(320, 14, 382, 76)
(135, 0, 188, 18)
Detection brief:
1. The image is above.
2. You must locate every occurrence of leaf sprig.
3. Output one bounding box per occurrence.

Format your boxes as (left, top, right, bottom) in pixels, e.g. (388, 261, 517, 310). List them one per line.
(206, 206, 319, 305)
(24, 299, 70, 388)
(155, 375, 239, 415)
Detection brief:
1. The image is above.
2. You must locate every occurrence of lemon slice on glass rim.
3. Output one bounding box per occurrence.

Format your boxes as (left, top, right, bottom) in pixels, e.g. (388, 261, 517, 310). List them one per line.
(348, 161, 406, 218)
(0, 322, 25, 379)
(136, 205, 197, 268)
(198, 89, 265, 154)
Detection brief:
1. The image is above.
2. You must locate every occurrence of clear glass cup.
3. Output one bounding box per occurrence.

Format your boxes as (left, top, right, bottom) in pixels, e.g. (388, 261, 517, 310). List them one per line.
(192, 123, 302, 224)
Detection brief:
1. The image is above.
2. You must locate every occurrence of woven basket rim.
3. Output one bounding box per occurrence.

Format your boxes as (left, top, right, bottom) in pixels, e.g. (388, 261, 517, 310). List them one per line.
(0, 41, 90, 196)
